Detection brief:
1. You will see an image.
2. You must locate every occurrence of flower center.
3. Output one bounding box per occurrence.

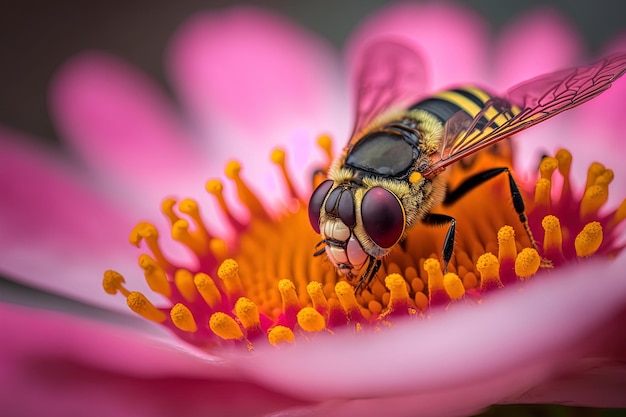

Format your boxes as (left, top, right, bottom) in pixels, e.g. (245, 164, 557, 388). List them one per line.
(103, 136, 625, 350)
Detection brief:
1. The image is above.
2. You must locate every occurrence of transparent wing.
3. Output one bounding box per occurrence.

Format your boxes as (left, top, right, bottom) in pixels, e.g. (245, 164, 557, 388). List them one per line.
(349, 39, 429, 147)
(424, 52, 626, 178)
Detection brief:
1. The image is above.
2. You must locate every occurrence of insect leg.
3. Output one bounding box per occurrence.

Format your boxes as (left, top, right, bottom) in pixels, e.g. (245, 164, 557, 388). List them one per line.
(354, 255, 382, 294)
(313, 240, 326, 257)
(443, 167, 547, 265)
(423, 213, 456, 273)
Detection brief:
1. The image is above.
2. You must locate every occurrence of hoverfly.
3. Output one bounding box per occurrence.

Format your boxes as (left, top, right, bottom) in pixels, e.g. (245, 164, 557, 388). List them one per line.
(307, 39, 626, 292)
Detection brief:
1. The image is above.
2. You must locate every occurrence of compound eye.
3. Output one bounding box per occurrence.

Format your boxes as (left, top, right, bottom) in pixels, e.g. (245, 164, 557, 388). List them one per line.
(361, 187, 405, 248)
(308, 180, 333, 233)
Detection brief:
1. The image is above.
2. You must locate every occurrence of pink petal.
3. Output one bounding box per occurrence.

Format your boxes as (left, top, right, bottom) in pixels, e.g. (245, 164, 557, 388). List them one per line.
(493, 7, 582, 91)
(0, 303, 308, 417)
(50, 51, 207, 209)
(347, 2, 489, 90)
(0, 128, 144, 310)
(242, 256, 626, 408)
(167, 6, 347, 197)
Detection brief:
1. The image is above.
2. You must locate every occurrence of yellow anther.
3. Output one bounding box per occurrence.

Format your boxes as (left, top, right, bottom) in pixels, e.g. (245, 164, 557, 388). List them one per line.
(542, 215, 563, 255)
(268, 326, 295, 346)
(209, 312, 244, 340)
(138, 254, 171, 297)
(497, 225, 517, 263)
(160, 198, 180, 224)
(316, 134, 334, 162)
(129, 222, 171, 269)
(278, 279, 300, 312)
(539, 156, 558, 180)
(234, 297, 261, 330)
(462, 272, 479, 289)
(555, 149, 572, 197)
(297, 307, 326, 332)
(217, 259, 243, 297)
(585, 162, 605, 191)
(414, 292, 429, 311)
(174, 269, 197, 302)
(193, 272, 222, 309)
(127, 292, 166, 323)
(179, 198, 211, 238)
(270, 148, 298, 200)
(209, 238, 228, 260)
(595, 169, 614, 187)
(270, 148, 285, 165)
(575, 222, 603, 257)
(580, 185, 608, 218)
(225, 160, 242, 179)
(476, 253, 502, 290)
(335, 281, 360, 314)
(443, 272, 465, 300)
(385, 273, 410, 307)
(225, 160, 269, 219)
(171, 219, 207, 256)
(409, 172, 423, 184)
(306, 281, 328, 313)
(102, 270, 130, 297)
(424, 258, 444, 292)
(514, 248, 541, 279)
(534, 178, 552, 208)
(205, 179, 223, 195)
(410, 277, 424, 293)
(170, 303, 198, 332)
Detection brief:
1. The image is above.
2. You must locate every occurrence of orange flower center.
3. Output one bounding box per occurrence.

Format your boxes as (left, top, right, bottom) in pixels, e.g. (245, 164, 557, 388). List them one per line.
(103, 136, 625, 349)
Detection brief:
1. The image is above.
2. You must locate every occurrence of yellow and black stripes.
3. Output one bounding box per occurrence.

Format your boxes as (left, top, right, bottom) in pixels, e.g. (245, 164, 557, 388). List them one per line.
(411, 86, 520, 130)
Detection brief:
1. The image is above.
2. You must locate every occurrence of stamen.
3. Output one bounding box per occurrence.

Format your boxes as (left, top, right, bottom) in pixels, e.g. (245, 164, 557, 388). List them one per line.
(306, 281, 329, 316)
(424, 258, 448, 306)
(534, 178, 552, 209)
(179, 198, 211, 241)
(127, 292, 166, 323)
(610, 198, 626, 228)
(514, 248, 541, 279)
(539, 156, 558, 180)
(555, 149, 572, 198)
(225, 160, 269, 220)
(497, 225, 517, 284)
(542, 215, 564, 264)
(271, 148, 298, 201)
(161, 198, 181, 224)
(205, 179, 245, 231)
(580, 185, 608, 219)
(102, 270, 130, 297)
(296, 307, 327, 333)
(443, 272, 465, 301)
(316, 134, 334, 163)
(268, 325, 295, 346)
(174, 269, 197, 302)
(193, 272, 222, 309)
(335, 281, 365, 323)
(575, 222, 603, 257)
(278, 279, 301, 327)
(129, 222, 172, 270)
(234, 297, 263, 339)
(138, 254, 171, 297)
(209, 312, 244, 341)
(585, 162, 605, 191)
(217, 259, 243, 299)
(476, 253, 502, 291)
(384, 273, 413, 315)
(170, 303, 198, 332)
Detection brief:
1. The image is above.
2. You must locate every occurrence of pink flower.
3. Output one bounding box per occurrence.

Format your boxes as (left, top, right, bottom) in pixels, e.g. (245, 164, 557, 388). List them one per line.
(1, 4, 625, 417)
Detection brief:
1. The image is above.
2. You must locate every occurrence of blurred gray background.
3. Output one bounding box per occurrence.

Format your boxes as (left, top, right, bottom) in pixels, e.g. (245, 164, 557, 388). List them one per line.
(1, 0, 625, 145)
